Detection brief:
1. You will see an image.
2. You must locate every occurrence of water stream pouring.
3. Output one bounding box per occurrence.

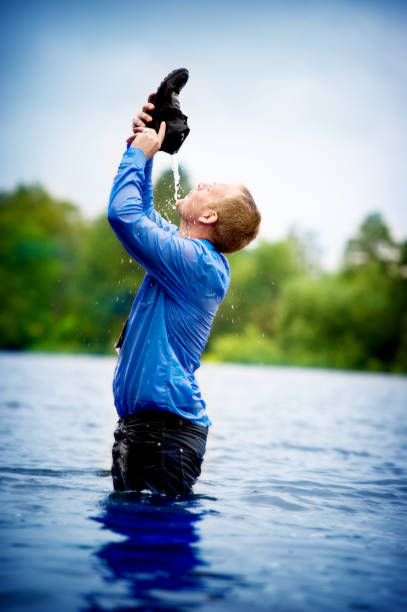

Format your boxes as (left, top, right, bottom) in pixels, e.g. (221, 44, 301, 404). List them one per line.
(172, 154, 181, 206)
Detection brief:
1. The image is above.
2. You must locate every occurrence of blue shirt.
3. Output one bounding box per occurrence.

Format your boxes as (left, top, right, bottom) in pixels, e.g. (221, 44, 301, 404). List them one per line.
(107, 147, 230, 427)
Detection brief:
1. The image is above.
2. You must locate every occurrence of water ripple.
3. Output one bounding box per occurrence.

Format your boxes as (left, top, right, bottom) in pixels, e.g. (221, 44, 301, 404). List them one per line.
(1, 354, 406, 612)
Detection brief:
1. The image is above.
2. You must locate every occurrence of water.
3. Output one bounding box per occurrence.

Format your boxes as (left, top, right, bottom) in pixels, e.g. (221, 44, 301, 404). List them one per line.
(0, 352, 406, 611)
(172, 154, 181, 205)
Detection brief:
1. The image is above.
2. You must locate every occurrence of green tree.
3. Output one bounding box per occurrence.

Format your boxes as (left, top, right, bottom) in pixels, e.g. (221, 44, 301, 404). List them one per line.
(274, 214, 407, 371)
(1, 182, 406, 374)
(344, 212, 399, 269)
(0, 184, 85, 349)
(209, 235, 309, 346)
(0, 168, 193, 353)
(209, 214, 407, 373)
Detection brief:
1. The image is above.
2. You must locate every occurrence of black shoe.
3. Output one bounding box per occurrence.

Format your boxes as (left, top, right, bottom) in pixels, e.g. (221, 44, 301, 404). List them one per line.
(151, 68, 190, 155)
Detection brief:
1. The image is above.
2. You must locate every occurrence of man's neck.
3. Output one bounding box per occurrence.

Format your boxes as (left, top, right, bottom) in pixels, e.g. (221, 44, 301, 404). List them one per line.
(178, 220, 213, 243)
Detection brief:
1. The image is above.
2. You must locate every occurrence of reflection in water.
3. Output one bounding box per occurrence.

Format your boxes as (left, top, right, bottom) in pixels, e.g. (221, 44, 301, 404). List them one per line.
(86, 492, 208, 610)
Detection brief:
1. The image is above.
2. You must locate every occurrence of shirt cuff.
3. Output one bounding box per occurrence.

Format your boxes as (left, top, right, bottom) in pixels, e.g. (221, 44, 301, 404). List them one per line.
(122, 147, 147, 167)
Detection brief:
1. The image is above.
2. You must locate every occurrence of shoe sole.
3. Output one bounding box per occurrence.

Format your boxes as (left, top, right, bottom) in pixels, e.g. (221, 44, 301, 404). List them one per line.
(153, 68, 189, 110)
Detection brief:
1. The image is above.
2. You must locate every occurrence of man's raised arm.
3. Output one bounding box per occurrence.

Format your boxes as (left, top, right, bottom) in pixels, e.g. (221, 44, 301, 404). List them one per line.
(126, 96, 175, 230)
(107, 121, 204, 306)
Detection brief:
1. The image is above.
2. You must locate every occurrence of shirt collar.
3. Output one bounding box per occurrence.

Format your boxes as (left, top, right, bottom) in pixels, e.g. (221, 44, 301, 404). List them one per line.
(200, 239, 217, 251)
(177, 230, 219, 252)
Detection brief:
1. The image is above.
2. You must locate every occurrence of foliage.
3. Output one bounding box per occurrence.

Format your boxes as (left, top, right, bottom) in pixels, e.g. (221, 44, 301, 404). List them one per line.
(209, 213, 407, 372)
(0, 182, 406, 373)
(344, 212, 398, 268)
(0, 185, 84, 349)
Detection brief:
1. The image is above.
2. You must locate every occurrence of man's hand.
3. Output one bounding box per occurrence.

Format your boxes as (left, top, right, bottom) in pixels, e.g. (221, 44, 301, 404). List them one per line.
(131, 93, 156, 131)
(126, 93, 166, 159)
(129, 122, 166, 159)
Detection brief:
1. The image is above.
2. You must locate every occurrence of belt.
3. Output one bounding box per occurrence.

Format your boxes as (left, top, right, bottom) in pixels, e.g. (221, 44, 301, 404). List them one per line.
(122, 409, 207, 433)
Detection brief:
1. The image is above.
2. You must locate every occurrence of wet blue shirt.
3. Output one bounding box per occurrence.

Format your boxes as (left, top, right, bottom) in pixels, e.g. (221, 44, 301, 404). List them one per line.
(107, 147, 230, 427)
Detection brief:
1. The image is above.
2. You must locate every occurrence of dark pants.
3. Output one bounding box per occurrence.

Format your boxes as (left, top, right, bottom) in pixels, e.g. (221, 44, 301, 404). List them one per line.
(111, 409, 208, 496)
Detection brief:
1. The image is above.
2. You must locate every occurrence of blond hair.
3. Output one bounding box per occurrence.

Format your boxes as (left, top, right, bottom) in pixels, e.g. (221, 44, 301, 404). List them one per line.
(210, 186, 261, 253)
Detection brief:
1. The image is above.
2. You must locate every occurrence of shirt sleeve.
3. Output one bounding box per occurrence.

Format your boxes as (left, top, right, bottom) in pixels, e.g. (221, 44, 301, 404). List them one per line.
(126, 144, 174, 230)
(108, 148, 211, 305)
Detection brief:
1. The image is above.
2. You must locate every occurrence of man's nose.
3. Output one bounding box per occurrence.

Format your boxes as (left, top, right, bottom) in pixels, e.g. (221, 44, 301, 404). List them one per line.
(197, 183, 210, 190)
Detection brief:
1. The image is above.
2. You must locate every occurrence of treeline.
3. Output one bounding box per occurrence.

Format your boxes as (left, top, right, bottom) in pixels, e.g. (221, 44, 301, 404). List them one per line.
(0, 176, 406, 372)
(208, 222, 407, 372)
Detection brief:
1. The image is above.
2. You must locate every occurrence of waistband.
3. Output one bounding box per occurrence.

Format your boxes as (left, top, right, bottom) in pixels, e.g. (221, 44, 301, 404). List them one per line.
(121, 409, 208, 433)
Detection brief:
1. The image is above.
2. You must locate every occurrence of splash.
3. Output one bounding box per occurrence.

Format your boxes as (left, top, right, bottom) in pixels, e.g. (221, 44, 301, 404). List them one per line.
(172, 154, 181, 207)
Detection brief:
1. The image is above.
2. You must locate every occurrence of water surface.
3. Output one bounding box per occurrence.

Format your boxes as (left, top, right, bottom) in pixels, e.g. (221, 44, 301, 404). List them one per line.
(0, 352, 406, 611)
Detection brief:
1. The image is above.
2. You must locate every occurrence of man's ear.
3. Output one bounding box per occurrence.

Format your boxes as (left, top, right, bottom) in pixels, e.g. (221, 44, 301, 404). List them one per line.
(198, 209, 218, 226)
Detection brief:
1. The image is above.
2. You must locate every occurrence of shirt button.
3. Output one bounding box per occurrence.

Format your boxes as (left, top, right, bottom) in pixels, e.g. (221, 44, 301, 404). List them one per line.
(157, 442, 161, 447)
(180, 448, 183, 453)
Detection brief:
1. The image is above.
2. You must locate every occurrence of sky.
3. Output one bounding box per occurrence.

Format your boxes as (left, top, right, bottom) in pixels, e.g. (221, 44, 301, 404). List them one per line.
(1, 0, 406, 267)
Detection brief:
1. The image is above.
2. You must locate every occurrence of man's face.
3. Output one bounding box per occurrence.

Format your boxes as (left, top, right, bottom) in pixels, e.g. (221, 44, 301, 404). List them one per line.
(176, 182, 242, 223)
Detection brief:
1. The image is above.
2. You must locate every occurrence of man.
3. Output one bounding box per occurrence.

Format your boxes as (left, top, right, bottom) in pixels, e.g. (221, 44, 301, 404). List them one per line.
(108, 95, 261, 496)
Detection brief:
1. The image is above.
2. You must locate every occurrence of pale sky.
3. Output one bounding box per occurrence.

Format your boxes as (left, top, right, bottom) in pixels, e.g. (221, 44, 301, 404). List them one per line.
(1, 0, 406, 267)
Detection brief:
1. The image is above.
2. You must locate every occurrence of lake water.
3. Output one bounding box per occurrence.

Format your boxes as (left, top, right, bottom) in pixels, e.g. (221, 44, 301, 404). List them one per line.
(0, 352, 406, 611)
